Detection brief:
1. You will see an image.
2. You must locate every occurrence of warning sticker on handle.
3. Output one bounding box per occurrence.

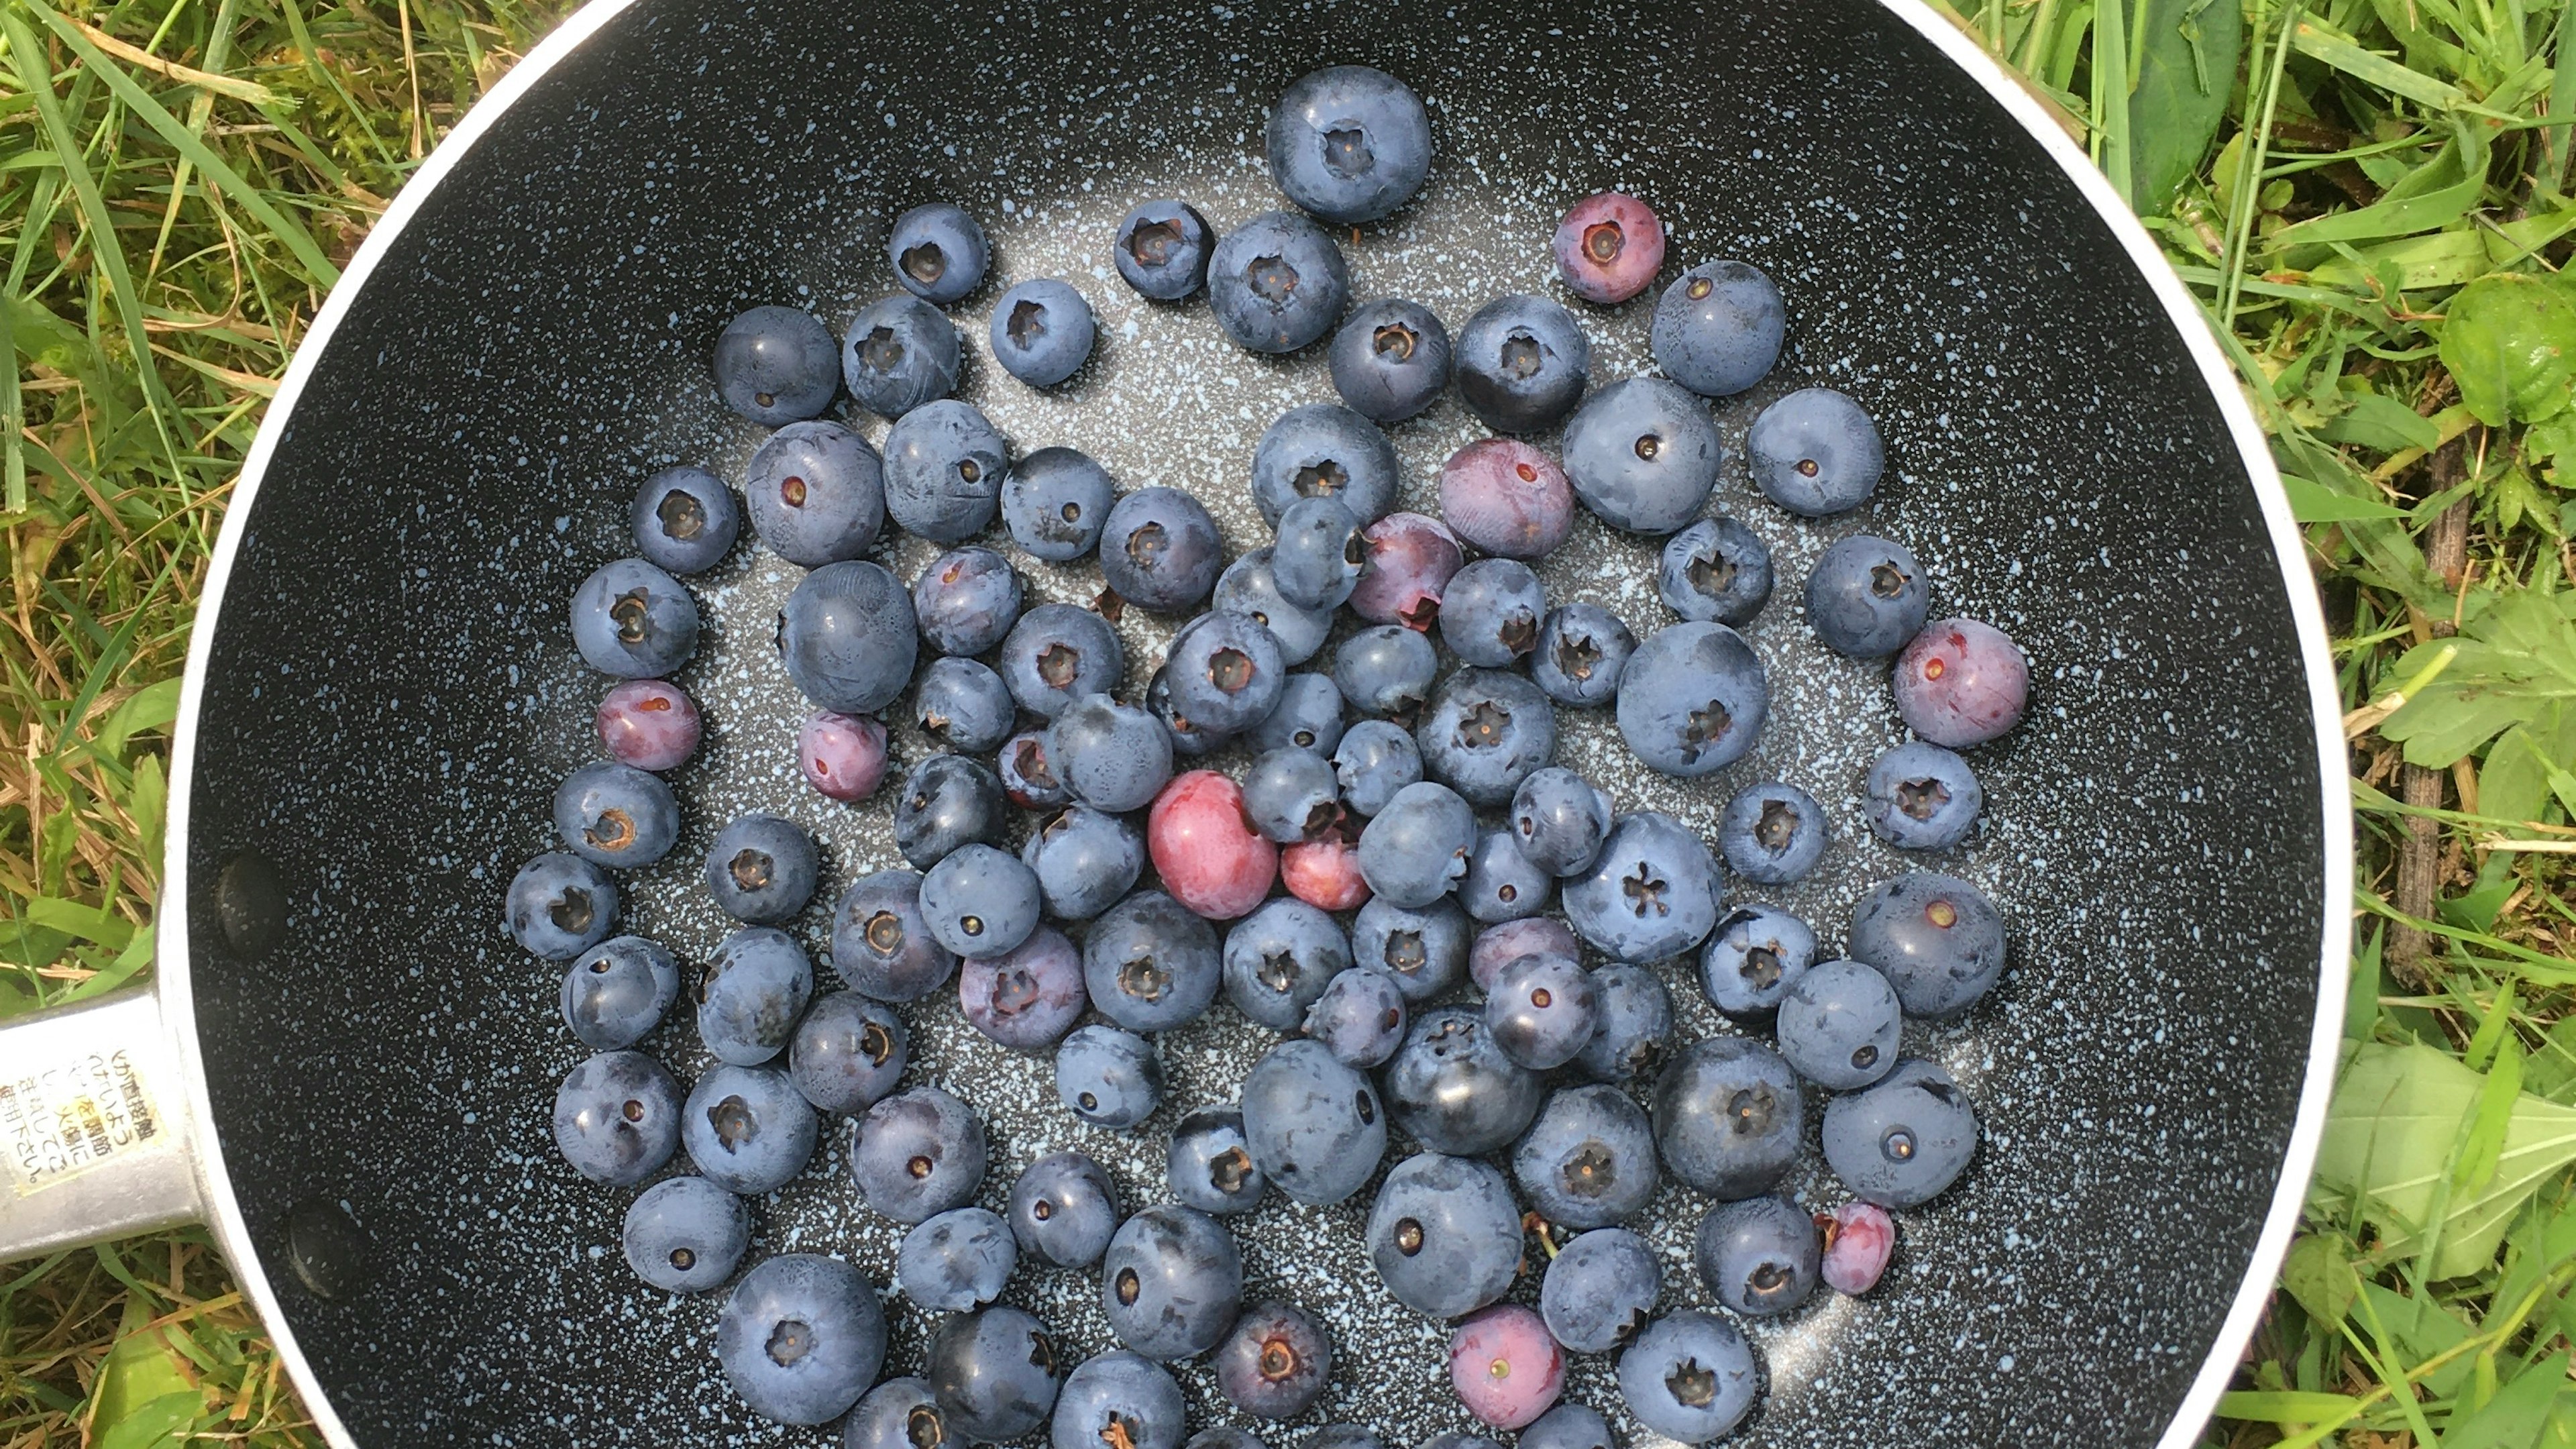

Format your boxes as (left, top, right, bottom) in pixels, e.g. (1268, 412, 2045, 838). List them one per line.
(1, 1051, 161, 1195)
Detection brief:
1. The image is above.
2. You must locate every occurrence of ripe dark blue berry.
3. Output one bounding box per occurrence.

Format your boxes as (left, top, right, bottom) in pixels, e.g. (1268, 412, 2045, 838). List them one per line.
(1168, 1106, 1268, 1216)
(1540, 1227, 1660, 1352)
(1054, 1352, 1183, 1449)
(893, 753, 1008, 869)
(1003, 446, 1116, 562)
(1329, 298, 1452, 422)
(832, 867, 959, 1002)
(1693, 1195, 1819, 1318)
(1215, 1301, 1332, 1419)
(1101, 1204, 1244, 1361)
(1560, 812, 1719, 963)
(1382, 1008, 1543, 1155)
(623, 1175, 749, 1293)
(1083, 890, 1223, 1032)
(1416, 668, 1556, 808)
(683, 1062, 818, 1195)
(714, 305, 839, 425)
(1365, 1151, 1521, 1318)
(1222, 897, 1351, 1025)
(1864, 741, 1983, 849)
(698, 926, 814, 1065)
(1513, 1083, 1660, 1228)
(1100, 486, 1224, 612)
(900, 1207, 1020, 1313)
(1847, 870, 2007, 1019)
(1266, 65, 1432, 224)
(1650, 1037, 1802, 1199)
(716, 1254, 887, 1426)
(1208, 211, 1351, 354)
(746, 422, 887, 567)
(1804, 534, 1929, 659)
(1000, 603, 1125, 718)
(1748, 386, 1884, 516)
(1454, 294, 1590, 433)
(888, 203, 989, 305)
(1615, 1311, 1759, 1443)
(1115, 201, 1214, 300)
(1650, 260, 1784, 398)
(1240, 1038, 1386, 1205)
(1699, 906, 1817, 1017)
(1657, 517, 1772, 625)
(1717, 780, 1827, 886)
(841, 293, 960, 419)
(850, 1086, 988, 1224)
(552, 1049, 677, 1185)
(884, 398, 1009, 544)
(1350, 896, 1469, 1002)
(1251, 403, 1399, 526)
(1057, 1025, 1163, 1128)
(991, 278, 1096, 387)
(631, 466, 739, 576)
(560, 934, 679, 1051)
(572, 558, 698, 678)
(790, 991, 908, 1115)
(704, 814, 819, 925)
(1776, 958, 1902, 1090)
(914, 657, 1017, 755)
(778, 560, 918, 714)
(926, 1305, 1063, 1442)
(1531, 604, 1636, 708)
(1821, 1057, 1978, 1208)
(1301, 967, 1408, 1069)
(914, 547, 1023, 657)
(1010, 1150, 1123, 1269)
(1562, 376, 1720, 535)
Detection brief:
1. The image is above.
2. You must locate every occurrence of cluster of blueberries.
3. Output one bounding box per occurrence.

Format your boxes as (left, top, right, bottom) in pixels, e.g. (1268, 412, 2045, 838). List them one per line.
(506, 63, 2034, 1449)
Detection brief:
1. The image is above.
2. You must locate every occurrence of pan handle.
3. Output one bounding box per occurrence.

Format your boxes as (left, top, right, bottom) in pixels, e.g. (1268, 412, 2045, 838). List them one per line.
(0, 985, 205, 1263)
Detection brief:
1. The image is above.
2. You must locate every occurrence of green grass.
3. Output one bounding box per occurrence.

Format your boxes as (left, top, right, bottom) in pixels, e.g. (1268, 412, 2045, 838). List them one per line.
(3, 0, 2573, 1443)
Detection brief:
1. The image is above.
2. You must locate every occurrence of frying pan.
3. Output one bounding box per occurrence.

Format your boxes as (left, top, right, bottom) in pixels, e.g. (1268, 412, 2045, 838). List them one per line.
(0, 1, 2351, 1444)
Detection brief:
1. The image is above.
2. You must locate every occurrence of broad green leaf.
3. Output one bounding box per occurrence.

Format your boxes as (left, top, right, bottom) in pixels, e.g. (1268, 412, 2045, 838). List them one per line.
(2526, 1016, 2576, 1104)
(2279, 1234, 2361, 1328)
(95, 1392, 201, 1449)
(2448, 1350, 2571, 1449)
(2544, 1393, 2576, 1449)
(2479, 714, 2564, 831)
(2129, 0, 2243, 210)
(2283, 473, 2410, 522)
(2441, 273, 2576, 427)
(2320, 390, 2444, 453)
(2314, 1042, 2576, 1279)
(91, 1289, 203, 1449)
(2382, 586, 2576, 767)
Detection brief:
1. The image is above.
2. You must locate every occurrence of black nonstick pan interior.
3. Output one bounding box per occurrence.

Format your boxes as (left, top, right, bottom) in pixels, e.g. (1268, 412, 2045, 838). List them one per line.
(172, 0, 2332, 1444)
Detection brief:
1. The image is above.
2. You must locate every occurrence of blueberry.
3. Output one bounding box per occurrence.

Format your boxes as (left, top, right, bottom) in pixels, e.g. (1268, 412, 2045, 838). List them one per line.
(1418, 1435, 1502, 1449)
(572, 558, 698, 678)
(1266, 65, 1431, 223)
(961, 926, 1088, 1050)
(1250, 402, 1399, 527)
(1657, 517, 1772, 625)
(1699, 906, 1817, 1017)
(1561, 377, 1720, 535)
(1350, 511, 1463, 629)
(1561, 812, 1719, 963)
(1000, 603, 1126, 718)
(888, 203, 989, 305)
(746, 421, 888, 567)
(851, 1086, 989, 1224)
(1469, 916, 1581, 991)
(1776, 959, 1902, 1090)
(1513, 1083, 1658, 1228)
(508, 851, 619, 960)
(1059, 1025, 1164, 1128)
(1821, 1058, 1978, 1208)
(1650, 1037, 1802, 1198)
(698, 925, 816, 1065)
(926, 1305, 1065, 1443)
(1301, 967, 1408, 1069)
(1214, 550, 1330, 666)
(1821, 1201, 1897, 1295)
(1100, 486, 1224, 612)
(1540, 1228, 1660, 1353)
(1447, 1303, 1564, 1429)
(1240, 1038, 1385, 1205)
(1438, 438, 1575, 560)
(1001, 729, 1072, 811)
(833, 867, 961, 1002)
(779, 560, 920, 714)
(1746, 386, 1882, 516)
(1519, 1405, 1612, 1449)
(714, 305, 839, 425)
(1693, 1196, 1819, 1320)
(1438, 559, 1544, 668)
(921, 843, 1043, 959)
(842, 293, 961, 419)
(1718, 780, 1826, 886)
(1487, 953, 1599, 1071)
(1893, 617, 2031, 747)
(1334, 625, 1438, 720)
(1417, 669, 1556, 809)
(1383, 1008, 1544, 1156)
(1207, 211, 1351, 354)
(1003, 446, 1116, 562)
(716, 1254, 888, 1426)
(704, 814, 819, 925)
(848, 1378, 963, 1449)
(1509, 767, 1612, 878)
(1651, 261, 1784, 398)
(1459, 828, 1552, 924)
(1271, 498, 1364, 615)
(900, 1207, 1018, 1312)
(1054, 1352, 1186, 1449)
(1530, 605, 1636, 708)
(1846, 870, 2006, 1018)
(1614, 622, 1768, 777)
(1574, 962, 1674, 1084)
(1615, 1311, 1759, 1443)
(1332, 718, 1423, 816)
(684, 1063, 819, 1194)
(1189, 1428, 1267, 1449)
(801, 710, 892, 802)
(894, 753, 1008, 869)
(1306, 1427, 1384, 1449)
(1215, 1301, 1332, 1419)
(885, 399, 1010, 544)
(597, 678, 702, 771)
(1356, 780, 1475, 908)
(1049, 695, 1176, 814)
(916, 657, 1018, 754)
(1329, 298, 1452, 423)
(914, 547, 1024, 657)
(1167, 1106, 1267, 1216)
(1350, 896, 1469, 1002)
(1364, 1151, 1522, 1318)
(1146, 664, 1235, 758)
(623, 1175, 749, 1293)
(1864, 741, 1982, 849)
(1101, 1204, 1244, 1360)
(991, 278, 1096, 387)
(1115, 200, 1215, 300)
(1011, 1150, 1123, 1269)
(1554, 191, 1666, 305)
(632, 466, 741, 575)
(1804, 534, 1929, 659)
(1455, 295, 1591, 433)
(1240, 749, 1341, 847)
(561, 934, 679, 1050)
(551, 1049, 678, 1184)
(1223, 897, 1351, 1025)
(1248, 671, 1346, 757)
(1022, 806, 1146, 922)
(1165, 612, 1288, 733)
(1083, 890, 1222, 1032)
(790, 991, 909, 1115)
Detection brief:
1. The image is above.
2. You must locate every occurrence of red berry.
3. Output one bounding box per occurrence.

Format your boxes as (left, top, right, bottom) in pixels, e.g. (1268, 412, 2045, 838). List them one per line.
(1350, 511, 1462, 631)
(1281, 836, 1371, 911)
(1438, 439, 1574, 560)
(1446, 1303, 1564, 1429)
(596, 679, 700, 771)
(1148, 769, 1277, 920)
(1552, 192, 1665, 305)
(798, 710, 889, 802)
(1821, 1201, 1895, 1295)
(1893, 619, 2029, 748)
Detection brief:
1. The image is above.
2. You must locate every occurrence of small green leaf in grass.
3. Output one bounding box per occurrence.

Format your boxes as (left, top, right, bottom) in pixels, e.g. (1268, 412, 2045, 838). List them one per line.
(2383, 585, 2576, 767)
(2441, 272, 2576, 427)
(2445, 1350, 2570, 1449)
(2280, 1234, 2361, 1328)
(2284, 472, 2411, 523)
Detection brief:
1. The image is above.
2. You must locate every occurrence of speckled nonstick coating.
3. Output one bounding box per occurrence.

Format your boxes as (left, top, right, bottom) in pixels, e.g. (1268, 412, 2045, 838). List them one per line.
(174, 1, 2326, 1444)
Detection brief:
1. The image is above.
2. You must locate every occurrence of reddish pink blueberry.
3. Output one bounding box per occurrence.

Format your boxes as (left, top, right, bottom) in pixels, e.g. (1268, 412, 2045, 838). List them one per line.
(1821, 1201, 1896, 1295)
(1281, 835, 1371, 911)
(1893, 618, 2029, 748)
(1446, 1303, 1564, 1430)
(1552, 192, 1666, 305)
(596, 679, 700, 771)
(1469, 916, 1582, 992)
(1148, 770, 1278, 920)
(1438, 440, 1574, 560)
(1349, 511, 1463, 631)
(798, 710, 889, 802)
